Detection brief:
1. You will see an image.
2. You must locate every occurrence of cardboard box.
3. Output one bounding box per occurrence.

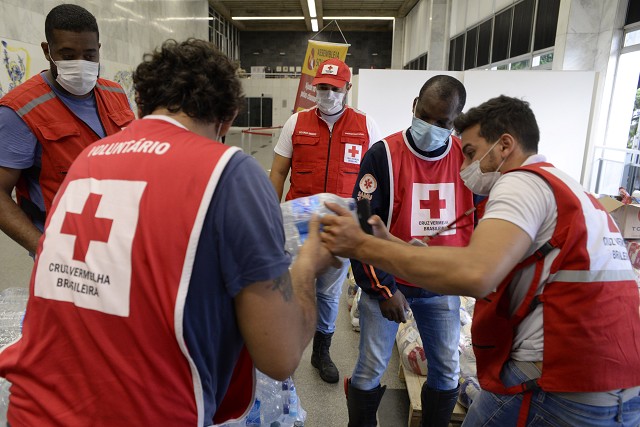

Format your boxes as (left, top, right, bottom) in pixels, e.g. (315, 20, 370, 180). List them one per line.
(598, 196, 640, 239)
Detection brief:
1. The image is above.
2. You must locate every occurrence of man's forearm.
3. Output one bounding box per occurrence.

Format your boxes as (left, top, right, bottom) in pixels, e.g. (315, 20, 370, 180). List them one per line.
(0, 193, 41, 253)
(269, 172, 286, 201)
(290, 259, 318, 343)
(352, 235, 485, 297)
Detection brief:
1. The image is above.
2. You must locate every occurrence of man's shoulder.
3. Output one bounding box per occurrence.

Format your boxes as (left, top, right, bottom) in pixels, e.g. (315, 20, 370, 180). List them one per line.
(0, 74, 48, 106)
(362, 139, 392, 166)
(347, 106, 366, 116)
(383, 129, 406, 143)
(96, 77, 124, 89)
(95, 78, 128, 95)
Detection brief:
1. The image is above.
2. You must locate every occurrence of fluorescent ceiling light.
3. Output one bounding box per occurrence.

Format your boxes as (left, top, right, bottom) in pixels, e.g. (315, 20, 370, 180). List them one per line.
(307, 0, 317, 18)
(311, 18, 318, 32)
(233, 16, 305, 20)
(114, 3, 144, 19)
(324, 16, 394, 20)
(152, 21, 174, 34)
(157, 17, 214, 21)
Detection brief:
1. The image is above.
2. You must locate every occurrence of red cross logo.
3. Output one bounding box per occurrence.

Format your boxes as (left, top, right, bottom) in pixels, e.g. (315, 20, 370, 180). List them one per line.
(348, 145, 360, 158)
(364, 178, 373, 190)
(60, 193, 113, 262)
(326, 65, 334, 73)
(420, 190, 446, 219)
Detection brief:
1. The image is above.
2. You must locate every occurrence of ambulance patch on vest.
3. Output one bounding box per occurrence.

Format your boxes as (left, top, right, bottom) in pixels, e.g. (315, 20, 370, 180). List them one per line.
(411, 183, 456, 237)
(360, 174, 377, 194)
(34, 178, 147, 317)
(344, 144, 362, 164)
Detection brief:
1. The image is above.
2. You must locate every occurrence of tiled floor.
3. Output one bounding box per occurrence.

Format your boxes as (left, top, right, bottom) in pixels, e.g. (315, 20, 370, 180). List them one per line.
(0, 128, 411, 426)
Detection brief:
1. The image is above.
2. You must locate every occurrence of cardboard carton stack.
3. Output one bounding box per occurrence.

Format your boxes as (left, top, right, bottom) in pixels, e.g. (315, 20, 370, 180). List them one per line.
(598, 196, 640, 281)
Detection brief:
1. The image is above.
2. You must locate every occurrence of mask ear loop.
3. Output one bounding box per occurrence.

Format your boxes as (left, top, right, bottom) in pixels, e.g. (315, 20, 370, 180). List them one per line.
(215, 122, 223, 142)
(47, 46, 57, 67)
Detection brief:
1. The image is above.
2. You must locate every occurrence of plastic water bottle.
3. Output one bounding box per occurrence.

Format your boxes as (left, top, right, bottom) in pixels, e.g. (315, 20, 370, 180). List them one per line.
(280, 193, 357, 258)
(277, 377, 306, 426)
(281, 378, 291, 420)
(256, 371, 282, 424)
(0, 288, 29, 348)
(245, 398, 261, 426)
(0, 378, 11, 424)
(288, 382, 298, 420)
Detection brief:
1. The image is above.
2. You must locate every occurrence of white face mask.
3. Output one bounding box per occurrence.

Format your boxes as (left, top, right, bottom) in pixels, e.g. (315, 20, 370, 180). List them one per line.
(50, 50, 99, 96)
(460, 139, 506, 196)
(315, 89, 345, 115)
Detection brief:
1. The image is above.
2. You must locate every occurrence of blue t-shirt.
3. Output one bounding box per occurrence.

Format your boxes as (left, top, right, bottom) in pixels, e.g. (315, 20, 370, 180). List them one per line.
(0, 72, 105, 225)
(183, 151, 291, 421)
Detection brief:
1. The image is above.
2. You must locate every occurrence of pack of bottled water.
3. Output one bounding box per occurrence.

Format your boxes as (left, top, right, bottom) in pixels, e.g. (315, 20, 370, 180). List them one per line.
(280, 193, 357, 259)
(0, 287, 28, 348)
(219, 371, 305, 427)
(0, 287, 29, 424)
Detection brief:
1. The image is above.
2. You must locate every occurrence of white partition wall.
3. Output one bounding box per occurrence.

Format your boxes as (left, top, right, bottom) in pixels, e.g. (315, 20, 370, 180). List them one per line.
(357, 70, 465, 139)
(464, 71, 596, 183)
(357, 69, 597, 183)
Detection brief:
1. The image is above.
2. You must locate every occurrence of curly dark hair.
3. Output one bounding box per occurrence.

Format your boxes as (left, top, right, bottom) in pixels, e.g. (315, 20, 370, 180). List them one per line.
(454, 95, 539, 154)
(45, 4, 99, 45)
(418, 75, 466, 113)
(133, 39, 244, 124)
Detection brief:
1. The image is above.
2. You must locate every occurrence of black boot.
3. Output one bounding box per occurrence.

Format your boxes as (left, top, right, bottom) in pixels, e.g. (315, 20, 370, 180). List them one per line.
(311, 331, 339, 383)
(345, 377, 386, 427)
(420, 384, 460, 427)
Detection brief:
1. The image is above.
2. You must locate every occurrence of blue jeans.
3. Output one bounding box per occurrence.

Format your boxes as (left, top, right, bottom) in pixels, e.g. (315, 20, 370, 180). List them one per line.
(351, 289, 460, 391)
(463, 361, 640, 427)
(315, 258, 349, 334)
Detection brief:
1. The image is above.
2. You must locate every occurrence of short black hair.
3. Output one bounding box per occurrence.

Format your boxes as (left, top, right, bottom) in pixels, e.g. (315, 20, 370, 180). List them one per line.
(454, 95, 540, 153)
(45, 4, 99, 45)
(134, 39, 244, 124)
(418, 75, 467, 113)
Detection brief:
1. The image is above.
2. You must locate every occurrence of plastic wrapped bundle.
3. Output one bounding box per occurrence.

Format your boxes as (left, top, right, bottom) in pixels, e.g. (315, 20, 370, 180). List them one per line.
(349, 288, 361, 332)
(0, 287, 28, 347)
(345, 268, 358, 311)
(219, 371, 306, 426)
(460, 296, 475, 317)
(281, 193, 356, 259)
(0, 288, 28, 423)
(458, 375, 481, 409)
(396, 311, 428, 376)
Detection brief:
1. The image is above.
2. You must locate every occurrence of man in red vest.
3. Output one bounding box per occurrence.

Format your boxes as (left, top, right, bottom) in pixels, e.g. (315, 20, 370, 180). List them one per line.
(345, 75, 473, 427)
(0, 4, 134, 255)
(270, 58, 382, 383)
(0, 38, 335, 426)
(321, 95, 640, 426)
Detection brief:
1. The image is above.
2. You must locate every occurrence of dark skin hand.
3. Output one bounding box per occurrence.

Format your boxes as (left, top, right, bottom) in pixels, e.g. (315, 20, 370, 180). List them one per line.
(379, 290, 410, 323)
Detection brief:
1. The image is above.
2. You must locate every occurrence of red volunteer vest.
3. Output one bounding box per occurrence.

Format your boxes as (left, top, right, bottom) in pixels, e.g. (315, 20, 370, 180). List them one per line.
(472, 162, 640, 423)
(286, 106, 370, 200)
(386, 132, 474, 287)
(0, 118, 253, 426)
(0, 73, 134, 214)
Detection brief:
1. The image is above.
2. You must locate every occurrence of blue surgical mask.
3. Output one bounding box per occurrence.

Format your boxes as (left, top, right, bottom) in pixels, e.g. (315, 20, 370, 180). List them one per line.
(409, 115, 452, 152)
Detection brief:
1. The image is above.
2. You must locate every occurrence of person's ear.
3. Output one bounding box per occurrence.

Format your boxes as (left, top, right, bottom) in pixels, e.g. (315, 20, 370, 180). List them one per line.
(41, 42, 51, 61)
(498, 134, 516, 158)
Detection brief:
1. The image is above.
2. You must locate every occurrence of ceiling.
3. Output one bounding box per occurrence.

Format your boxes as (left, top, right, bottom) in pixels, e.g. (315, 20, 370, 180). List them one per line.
(209, 0, 420, 32)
